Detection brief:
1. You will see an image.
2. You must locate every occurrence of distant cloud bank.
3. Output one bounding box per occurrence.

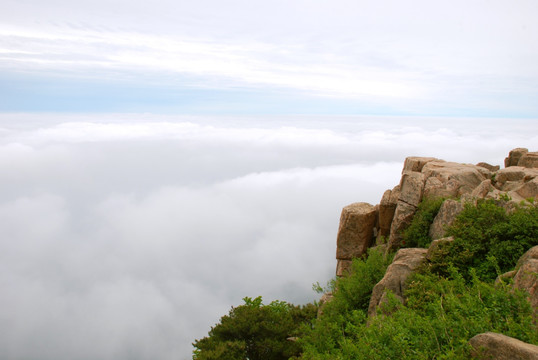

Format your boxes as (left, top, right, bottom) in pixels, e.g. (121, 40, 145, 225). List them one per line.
(0, 114, 536, 359)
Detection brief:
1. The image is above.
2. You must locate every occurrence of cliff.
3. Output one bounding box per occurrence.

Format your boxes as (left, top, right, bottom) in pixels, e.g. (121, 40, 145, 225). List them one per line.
(328, 147, 538, 359)
(335, 147, 538, 275)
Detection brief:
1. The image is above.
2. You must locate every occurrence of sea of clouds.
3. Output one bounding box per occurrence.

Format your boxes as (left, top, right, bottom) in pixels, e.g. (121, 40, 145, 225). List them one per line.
(0, 113, 536, 360)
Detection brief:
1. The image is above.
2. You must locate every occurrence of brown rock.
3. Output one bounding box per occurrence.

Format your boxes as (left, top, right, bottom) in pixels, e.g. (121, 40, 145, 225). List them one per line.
(495, 167, 528, 188)
(514, 246, 538, 321)
(399, 171, 426, 207)
(336, 259, 352, 277)
(471, 179, 493, 199)
(378, 186, 400, 239)
(514, 178, 538, 200)
(336, 202, 377, 260)
(505, 148, 529, 168)
(518, 152, 538, 168)
(429, 199, 464, 240)
(368, 248, 427, 317)
(387, 201, 417, 251)
(476, 162, 501, 172)
(402, 156, 437, 173)
(421, 160, 488, 197)
(469, 332, 538, 360)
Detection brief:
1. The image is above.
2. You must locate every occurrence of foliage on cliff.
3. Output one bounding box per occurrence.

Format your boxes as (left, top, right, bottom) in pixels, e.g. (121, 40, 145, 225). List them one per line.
(193, 200, 538, 360)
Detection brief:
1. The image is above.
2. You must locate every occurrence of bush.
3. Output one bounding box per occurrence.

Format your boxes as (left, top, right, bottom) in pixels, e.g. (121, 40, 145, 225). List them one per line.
(402, 196, 446, 248)
(434, 199, 538, 281)
(193, 296, 317, 360)
(299, 248, 394, 358)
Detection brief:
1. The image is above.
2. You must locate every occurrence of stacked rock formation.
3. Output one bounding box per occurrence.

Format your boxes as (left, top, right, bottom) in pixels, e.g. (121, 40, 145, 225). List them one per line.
(335, 148, 538, 267)
(329, 148, 538, 358)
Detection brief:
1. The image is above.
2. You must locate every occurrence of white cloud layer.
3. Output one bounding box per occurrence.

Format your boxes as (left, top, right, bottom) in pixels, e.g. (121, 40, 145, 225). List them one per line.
(0, 113, 536, 359)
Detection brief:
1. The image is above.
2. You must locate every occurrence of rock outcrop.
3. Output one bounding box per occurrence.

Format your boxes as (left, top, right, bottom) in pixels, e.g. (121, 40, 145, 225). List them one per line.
(334, 147, 538, 277)
(469, 332, 538, 360)
(513, 246, 538, 322)
(336, 202, 377, 261)
(367, 248, 427, 317)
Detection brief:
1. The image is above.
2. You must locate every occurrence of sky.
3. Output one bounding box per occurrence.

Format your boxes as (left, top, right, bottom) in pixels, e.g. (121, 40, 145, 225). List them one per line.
(1, 0, 538, 116)
(0, 1, 537, 360)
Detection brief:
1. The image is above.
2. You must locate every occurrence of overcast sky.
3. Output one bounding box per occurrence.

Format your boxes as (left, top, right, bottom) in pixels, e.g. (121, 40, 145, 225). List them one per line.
(1, 0, 538, 116)
(1, 1, 537, 359)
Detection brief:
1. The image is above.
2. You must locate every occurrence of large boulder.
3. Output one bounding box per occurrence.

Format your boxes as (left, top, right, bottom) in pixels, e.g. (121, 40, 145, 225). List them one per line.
(399, 172, 426, 207)
(429, 199, 464, 240)
(518, 152, 538, 168)
(471, 179, 493, 199)
(476, 162, 500, 172)
(469, 332, 538, 360)
(505, 148, 529, 168)
(368, 248, 427, 317)
(402, 156, 437, 173)
(511, 177, 538, 201)
(377, 186, 400, 240)
(421, 160, 488, 198)
(513, 246, 538, 321)
(336, 202, 377, 260)
(387, 201, 417, 251)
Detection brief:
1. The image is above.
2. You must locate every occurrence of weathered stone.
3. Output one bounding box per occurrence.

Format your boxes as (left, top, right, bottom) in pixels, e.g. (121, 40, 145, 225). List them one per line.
(387, 201, 417, 251)
(426, 236, 454, 261)
(476, 162, 500, 172)
(514, 246, 538, 321)
(505, 148, 529, 168)
(377, 186, 400, 240)
(429, 199, 464, 240)
(399, 171, 426, 207)
(471, 179, 493, 199)
(368, 248, 427, 317)
(421, 160, 488, 197)
(518, 152, 538, 168)
(402, 156, 437, 173)
(336, 259, 353, 277)
(514, 177, 538, 200)
(336, 202, 377, 260)
(495, 167, 528, 188)
(469, 332, 538, 360)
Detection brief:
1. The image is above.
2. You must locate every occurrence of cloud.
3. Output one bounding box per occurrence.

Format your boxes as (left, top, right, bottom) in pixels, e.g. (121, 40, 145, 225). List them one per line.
(1, 0, 537, 115)
(0, 114, 537, 359)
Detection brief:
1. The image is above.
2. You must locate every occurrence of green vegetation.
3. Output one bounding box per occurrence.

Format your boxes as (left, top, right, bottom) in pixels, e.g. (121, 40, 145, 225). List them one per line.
(402, 196, 446, 248)
(432, 199, 538, 281)
(192, 296, 317, 360)
(194, 200, 538, 359)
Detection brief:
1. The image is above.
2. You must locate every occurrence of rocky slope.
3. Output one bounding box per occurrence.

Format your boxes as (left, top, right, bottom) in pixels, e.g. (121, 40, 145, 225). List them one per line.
(332, 147, 538, 359)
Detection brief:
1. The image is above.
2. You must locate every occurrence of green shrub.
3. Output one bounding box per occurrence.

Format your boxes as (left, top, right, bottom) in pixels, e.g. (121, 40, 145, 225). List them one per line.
(436, 199, 538, 281)
(299, 248, 394, 358)
(193, 296, 317, 360)
(402, 197, 446, 248)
